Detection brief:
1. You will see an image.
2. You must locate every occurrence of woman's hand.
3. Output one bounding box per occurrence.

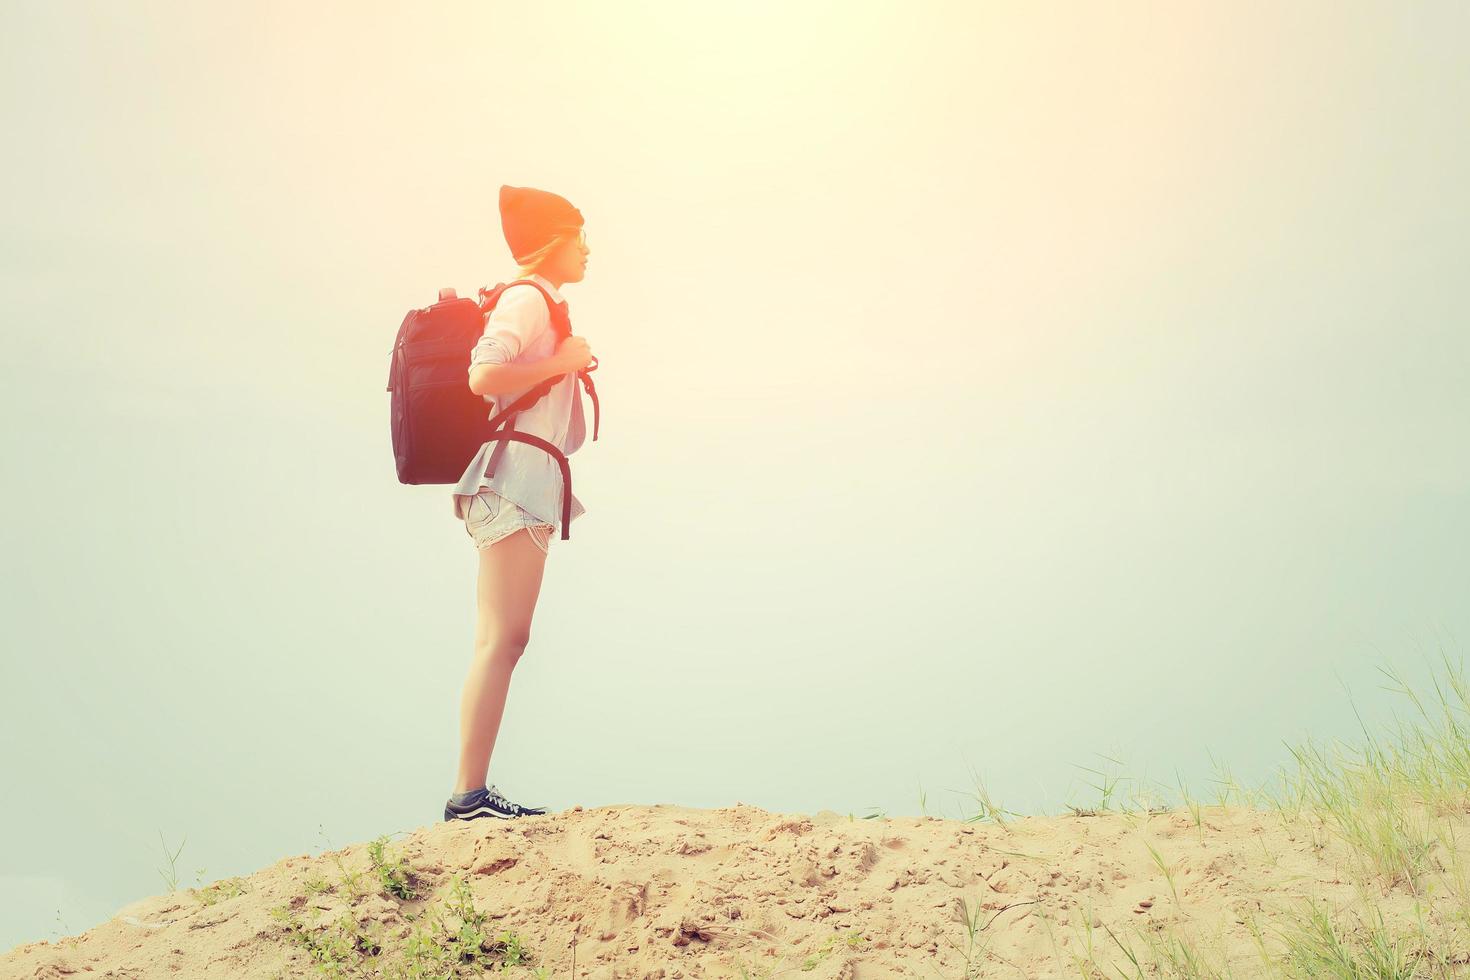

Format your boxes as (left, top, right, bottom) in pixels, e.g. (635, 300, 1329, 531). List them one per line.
(553, 335, 594, 373)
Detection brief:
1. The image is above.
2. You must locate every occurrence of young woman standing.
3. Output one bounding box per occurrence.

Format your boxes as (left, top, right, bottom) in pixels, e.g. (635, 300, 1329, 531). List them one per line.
(442, 185, 594, 822)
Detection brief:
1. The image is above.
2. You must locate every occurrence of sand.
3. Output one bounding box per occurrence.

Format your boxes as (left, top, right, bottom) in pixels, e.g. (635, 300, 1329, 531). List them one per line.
(4, 800, 1463, 979)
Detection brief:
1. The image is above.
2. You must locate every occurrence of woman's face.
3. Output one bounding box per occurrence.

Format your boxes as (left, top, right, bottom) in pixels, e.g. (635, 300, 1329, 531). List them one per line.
(541, 229, 590, 285)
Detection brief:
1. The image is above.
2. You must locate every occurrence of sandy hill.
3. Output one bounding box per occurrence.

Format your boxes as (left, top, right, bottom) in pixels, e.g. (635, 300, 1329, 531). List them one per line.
(5, 797, 1465, 979)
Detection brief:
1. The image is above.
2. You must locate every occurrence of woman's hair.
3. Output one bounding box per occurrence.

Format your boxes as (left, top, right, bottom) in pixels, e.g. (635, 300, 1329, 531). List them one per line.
(513, 229, 581, 280)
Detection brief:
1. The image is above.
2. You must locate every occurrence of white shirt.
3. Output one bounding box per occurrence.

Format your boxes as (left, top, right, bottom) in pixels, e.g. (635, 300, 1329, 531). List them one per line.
(449, 272, 588, 532)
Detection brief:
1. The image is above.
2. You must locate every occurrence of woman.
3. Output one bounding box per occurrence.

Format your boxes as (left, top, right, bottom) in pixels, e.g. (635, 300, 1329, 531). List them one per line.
(443, 184, 594, 822)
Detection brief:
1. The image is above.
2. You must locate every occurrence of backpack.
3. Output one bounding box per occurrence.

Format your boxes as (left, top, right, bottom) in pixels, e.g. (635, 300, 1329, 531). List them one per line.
(385, 280, 600, 538)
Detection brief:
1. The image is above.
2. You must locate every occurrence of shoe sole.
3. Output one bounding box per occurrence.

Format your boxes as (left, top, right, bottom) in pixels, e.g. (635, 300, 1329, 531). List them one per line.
(443, 803, 519, 822)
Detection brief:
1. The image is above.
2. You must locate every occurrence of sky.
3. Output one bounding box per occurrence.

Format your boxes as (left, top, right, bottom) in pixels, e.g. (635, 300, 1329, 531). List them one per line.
(2, 0, 1468, 952)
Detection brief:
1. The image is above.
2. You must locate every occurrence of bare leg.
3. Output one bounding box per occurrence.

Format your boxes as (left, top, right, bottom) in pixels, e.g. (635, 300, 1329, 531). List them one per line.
(454, 527, 549, 794)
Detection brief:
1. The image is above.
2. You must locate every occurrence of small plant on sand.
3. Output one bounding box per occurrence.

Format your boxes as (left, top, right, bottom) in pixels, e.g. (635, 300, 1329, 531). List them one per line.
(798, 929, 865, 971)
(941, 894, 999, 979)
(1206, 749, 1246, 809)
(952, 759, 1016, 828)
(270, 904, 382, 978)
(1274, 652, 1470, 896)
(335, 855, 370, 901)
(1123, 921, 1226, 978)
(316, 825, 372, 901)
(366, 834, 420, 900)
(155, 830, 187, 891)
(270, 872, 536, 980)
(48, 908, 81, 950)
(1269, 892, 1465, 979)
(1174, 770, 1208, 838)
(388, 874, 536, 977)
(193, 875, 248, 906)
(1049, 651, 1470, 977)
(1073, 753, 1129, 815)
(1040, 898, 1105, 976)
(1141, 839, 1182, 908)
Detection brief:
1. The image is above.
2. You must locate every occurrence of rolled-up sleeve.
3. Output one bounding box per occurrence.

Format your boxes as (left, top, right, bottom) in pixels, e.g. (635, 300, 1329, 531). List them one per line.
(469, 286, 551, 370)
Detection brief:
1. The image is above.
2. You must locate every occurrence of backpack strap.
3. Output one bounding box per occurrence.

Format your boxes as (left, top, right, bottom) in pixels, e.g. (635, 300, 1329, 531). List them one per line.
(482, 356, 599, 474)
(579, 357, 600, 441)
(478, 280, 592, 478)
(474, 280, 598, 536)
(480, 278, 571, 341)
(477, 428, 575, 539)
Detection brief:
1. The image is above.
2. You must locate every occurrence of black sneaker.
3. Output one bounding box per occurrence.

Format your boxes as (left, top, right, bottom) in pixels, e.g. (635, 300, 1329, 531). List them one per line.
(442, 784, 548, 822)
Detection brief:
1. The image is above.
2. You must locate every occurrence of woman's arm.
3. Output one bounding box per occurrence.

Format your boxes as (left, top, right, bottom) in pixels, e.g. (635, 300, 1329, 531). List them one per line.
(469, 355, 569, 396)
(466, 285, 561, 396)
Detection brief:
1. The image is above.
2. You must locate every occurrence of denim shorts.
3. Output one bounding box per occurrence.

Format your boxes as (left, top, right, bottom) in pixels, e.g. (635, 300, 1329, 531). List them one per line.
(462, 489, 555, 555)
